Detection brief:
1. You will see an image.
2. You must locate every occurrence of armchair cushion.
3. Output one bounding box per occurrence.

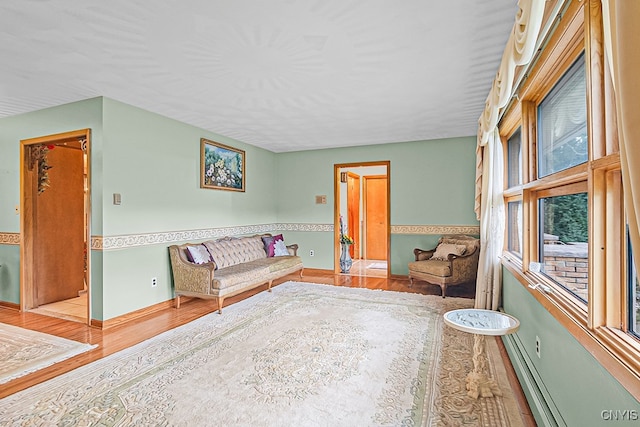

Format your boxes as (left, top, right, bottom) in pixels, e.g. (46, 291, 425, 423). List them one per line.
(408, 259, 451, 277)
(408, 234, 480, 298)
(431, 243, 467, 260)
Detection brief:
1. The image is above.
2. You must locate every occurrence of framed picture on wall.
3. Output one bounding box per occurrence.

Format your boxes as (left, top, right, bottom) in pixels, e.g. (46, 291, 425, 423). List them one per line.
(200, 138, 245, 191)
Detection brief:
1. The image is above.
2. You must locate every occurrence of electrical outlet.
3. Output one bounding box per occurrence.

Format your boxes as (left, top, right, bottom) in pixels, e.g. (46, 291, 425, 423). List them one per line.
(309, 250, 315, 257)
(535, 336, 541, 358)
(151, 277, 158, 288)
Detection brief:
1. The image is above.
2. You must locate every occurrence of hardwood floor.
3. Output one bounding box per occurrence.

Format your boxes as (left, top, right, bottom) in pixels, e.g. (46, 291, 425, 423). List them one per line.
(0, 270, 534, 425)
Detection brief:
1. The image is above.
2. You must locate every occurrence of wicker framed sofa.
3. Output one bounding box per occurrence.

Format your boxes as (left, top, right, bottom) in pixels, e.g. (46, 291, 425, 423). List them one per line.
(168, 234, 303, 313)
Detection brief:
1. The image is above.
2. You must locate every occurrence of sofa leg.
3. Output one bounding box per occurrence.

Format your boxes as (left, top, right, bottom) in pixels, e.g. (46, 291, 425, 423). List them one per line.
(268, 280, 273, 292)
(217, 296, 224, 314)
(441, 285, 447, 298)
(299, 268, 304, 279)
(175, 295, 181, 309)
(408, 277, 414, 287)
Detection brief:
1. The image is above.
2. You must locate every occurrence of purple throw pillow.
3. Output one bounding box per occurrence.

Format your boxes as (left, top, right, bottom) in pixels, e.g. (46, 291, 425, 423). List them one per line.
(265, 234, 284, 257)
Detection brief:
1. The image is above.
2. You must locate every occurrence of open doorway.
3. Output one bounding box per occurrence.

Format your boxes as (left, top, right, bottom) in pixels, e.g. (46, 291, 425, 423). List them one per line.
(20, 129, 91, 324)
(334, 161, 390, 277)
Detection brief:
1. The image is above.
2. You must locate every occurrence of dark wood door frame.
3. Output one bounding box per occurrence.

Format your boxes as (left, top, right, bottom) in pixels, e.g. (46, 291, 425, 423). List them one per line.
(334, 161, 390, 276)
(20, 129, 92, 324)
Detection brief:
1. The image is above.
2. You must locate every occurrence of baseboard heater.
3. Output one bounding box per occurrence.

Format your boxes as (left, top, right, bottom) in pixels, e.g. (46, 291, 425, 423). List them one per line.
(502, 333, 566, 427)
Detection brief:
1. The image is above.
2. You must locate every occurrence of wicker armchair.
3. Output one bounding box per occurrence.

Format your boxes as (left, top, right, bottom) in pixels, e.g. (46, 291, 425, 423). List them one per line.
(408, 234, 480, 297)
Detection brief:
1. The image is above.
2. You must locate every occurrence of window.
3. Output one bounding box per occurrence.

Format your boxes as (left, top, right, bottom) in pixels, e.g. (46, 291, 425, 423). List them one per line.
(506, 128, 523, 258)
(537, 55, 588, 178)
(507, 129, 522, 187)
(497, 0, 640, 400)
(527, 52, 589, 307)
(539, 193, 588, 302)
(507, 201, 522, 257)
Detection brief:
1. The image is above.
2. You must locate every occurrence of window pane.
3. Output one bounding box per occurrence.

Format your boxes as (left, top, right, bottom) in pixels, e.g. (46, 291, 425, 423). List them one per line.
(508, 129, 522, 187)
(537, 55, 588, 178)
(508, 201, 522, 257)
(539, 193, 588, 302)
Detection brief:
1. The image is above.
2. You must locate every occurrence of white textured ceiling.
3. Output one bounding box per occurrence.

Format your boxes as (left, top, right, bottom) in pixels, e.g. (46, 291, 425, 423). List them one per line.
(0, 0, 516, 152)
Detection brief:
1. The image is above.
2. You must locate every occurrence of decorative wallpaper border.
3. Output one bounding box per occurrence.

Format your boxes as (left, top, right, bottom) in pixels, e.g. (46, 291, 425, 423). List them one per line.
(391, 225, 480, 235)
(2, 223, 479, 251)
(0, 232, 20, 245)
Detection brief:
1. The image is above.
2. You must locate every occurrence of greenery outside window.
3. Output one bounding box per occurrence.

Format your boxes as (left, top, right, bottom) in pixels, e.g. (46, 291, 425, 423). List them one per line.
(539, 193, 588, 303)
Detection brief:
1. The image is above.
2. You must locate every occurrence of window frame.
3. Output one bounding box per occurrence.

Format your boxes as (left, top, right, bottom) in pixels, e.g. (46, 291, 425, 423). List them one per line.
(498, 0, 640, 400)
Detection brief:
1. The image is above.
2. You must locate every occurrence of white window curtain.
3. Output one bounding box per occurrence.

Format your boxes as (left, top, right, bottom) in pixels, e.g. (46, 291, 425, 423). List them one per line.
(475, 129, 505, 310)
(602, 0, 640, 274)
(474, 0, 545, 310)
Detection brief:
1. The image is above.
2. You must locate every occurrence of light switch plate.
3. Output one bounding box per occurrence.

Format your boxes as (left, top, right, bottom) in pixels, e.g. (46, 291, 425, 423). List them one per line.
(113, 193, 122, 205)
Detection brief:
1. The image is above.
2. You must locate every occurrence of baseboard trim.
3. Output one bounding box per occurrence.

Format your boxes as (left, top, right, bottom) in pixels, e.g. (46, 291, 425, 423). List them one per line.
(90, 319, 103, 328)
(0, 300, 20, 311)
(299, 267, 333, 276)
(97, 299, 176, 330)
(502, 333, 564, 427)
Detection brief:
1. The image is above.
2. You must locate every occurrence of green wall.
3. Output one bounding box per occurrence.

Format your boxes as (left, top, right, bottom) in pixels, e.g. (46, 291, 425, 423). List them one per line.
(0, 98, 104, 313)
(0, 97, 104, 233)
(0, 97, 280, 319)
(101, 98, 278, 235)
(0, 98, 478, 319)
(276, 137, 479, 273)
(502, 268, 640, 426)
(99, 98, 279, 319)
(0, 246, 20, 303)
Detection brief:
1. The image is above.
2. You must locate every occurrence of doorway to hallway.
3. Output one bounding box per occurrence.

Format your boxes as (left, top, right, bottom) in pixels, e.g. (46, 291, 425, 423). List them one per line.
(334, 161, 390, 277)
(20, 129, 91, 324)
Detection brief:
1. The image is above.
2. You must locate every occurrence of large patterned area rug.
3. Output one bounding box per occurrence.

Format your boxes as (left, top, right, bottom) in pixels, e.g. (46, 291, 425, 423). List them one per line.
(0, 282, 523, 426)
(0, 322, 95, 385)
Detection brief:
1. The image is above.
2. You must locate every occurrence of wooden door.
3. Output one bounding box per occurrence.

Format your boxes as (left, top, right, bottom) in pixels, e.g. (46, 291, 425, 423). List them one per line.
(364, 175, 388, 260)
(34, 145, 85, 305)
(347, 172, 360, 259)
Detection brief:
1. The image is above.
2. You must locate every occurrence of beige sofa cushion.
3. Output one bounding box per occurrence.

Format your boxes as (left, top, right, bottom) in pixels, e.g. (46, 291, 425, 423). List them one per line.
(204, 236, 266, 269)
(211, 262, 270, 291)
(408, 259, 452, 277)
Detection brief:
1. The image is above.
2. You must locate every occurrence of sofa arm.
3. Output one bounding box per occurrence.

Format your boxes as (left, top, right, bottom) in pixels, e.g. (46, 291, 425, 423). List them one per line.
(286, 243, 299, 256)
(168, 245, 216, 295)
(414, 247, 436, 261)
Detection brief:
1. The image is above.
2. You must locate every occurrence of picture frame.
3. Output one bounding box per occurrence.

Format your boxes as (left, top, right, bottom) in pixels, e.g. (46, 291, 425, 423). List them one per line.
(200, 138, 245, 192)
